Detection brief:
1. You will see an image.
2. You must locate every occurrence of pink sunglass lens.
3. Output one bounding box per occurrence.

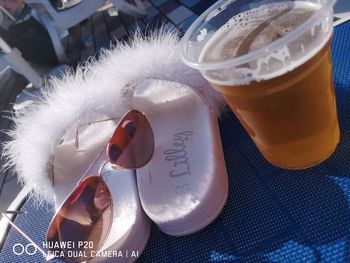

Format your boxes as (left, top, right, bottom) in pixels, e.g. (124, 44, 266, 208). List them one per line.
(108, 121, 136, 162)
(107, 110, 154, 169)
(46, 176, 113, 262)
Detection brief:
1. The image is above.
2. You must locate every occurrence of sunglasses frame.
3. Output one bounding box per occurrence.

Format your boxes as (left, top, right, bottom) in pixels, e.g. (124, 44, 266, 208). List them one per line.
(2, 109, 154, 262)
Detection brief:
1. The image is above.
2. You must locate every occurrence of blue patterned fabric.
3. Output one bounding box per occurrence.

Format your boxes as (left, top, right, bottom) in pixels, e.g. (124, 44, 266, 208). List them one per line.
(1, 20, 350, 263)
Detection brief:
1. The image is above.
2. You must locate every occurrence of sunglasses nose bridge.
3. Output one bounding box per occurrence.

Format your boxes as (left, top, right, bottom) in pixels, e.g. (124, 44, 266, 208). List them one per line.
(98, 160, 110, 176)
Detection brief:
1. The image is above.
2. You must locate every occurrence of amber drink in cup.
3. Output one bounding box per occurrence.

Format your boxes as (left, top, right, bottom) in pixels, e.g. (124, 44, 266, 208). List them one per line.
(181, 0, 339, 169)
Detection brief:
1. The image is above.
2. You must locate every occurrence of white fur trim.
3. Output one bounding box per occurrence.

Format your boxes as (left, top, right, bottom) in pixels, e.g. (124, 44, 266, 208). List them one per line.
(2, 31, 226, 203)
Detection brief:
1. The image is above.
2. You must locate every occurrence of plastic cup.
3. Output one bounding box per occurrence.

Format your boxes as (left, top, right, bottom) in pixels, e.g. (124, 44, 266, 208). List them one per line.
(181, 0, 339, 169)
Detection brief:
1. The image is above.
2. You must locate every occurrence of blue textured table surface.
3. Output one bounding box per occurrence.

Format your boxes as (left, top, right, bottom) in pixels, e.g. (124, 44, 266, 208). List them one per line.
(1, 16, 350, 263)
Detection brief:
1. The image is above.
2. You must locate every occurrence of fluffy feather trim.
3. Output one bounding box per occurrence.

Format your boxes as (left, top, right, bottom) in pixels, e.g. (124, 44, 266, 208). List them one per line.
(2, 31, 226, 203)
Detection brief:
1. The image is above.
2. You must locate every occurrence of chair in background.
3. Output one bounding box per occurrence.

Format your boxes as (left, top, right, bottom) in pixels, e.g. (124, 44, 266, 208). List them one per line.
(0, 5, 42, 88)
(24, 0, 147, 63)
(0, 5, 16, 30)
(0, 36, 43, 89)
(110, 0, 147, 17)
(0, 35, 69, 110)
(333, 0, 350, 26)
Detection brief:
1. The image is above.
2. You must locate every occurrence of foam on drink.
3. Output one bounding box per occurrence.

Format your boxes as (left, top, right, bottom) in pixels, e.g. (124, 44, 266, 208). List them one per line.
(199, 1, 331, 86)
